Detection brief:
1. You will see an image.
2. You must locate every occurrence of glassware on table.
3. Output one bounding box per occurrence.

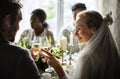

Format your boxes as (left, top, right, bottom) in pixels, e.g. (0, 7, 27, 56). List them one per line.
(40, 36, 51, 49)
(31, 36, 41, 61)
(40, 36, 54, 73)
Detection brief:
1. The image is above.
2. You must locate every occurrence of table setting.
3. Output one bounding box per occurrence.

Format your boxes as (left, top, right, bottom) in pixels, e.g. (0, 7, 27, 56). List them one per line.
(17, 32, 79, 79)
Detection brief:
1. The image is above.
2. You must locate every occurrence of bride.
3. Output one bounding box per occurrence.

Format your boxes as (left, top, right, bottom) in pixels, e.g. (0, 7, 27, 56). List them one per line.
(40, 10, 120, 79)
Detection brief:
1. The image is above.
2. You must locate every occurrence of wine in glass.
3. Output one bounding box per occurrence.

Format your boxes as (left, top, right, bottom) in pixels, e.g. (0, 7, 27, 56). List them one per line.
(40, 36, 54, 73)
(31, 36, 41, 61)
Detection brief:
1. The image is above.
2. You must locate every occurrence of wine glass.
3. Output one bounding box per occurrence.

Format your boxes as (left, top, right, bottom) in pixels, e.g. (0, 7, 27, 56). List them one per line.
(40, 36, 54, 73)
(31, 36, 41, 61)
(40, 36, 51, 49)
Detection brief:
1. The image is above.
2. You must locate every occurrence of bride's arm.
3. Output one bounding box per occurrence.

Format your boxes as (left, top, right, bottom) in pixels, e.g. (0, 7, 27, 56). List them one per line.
(53, 60, 68, 79)
(40, 49, 68, 79)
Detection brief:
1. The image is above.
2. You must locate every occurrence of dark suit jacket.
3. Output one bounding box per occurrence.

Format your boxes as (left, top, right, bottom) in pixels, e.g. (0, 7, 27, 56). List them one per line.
(0, 35, 41, 79)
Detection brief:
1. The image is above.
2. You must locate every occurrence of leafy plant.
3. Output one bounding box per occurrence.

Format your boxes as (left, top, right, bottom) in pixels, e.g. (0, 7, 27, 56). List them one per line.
(50, 47, 63, 59)
(18, 35, 31, 49)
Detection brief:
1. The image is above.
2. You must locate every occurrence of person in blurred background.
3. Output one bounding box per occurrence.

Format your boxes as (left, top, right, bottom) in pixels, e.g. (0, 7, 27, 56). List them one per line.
(41, 10, 120, 79)
(19, 8, 55, 72)
(58, 3, 87, 53)
(19, 8, 55, 46)
(0, 0, 41, 79)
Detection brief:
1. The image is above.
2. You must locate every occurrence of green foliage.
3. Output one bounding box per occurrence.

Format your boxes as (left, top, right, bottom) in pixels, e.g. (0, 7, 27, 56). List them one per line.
(50, 47, 63, 59)
(46, 3, 56, 20)
(18, 35, 31, 49)
(41, 2, 56, 21)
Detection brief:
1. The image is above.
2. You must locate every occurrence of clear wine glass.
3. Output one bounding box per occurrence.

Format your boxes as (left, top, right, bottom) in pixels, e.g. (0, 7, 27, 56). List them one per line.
(31, 36, 41, 61)
(40, 36, 54, 73)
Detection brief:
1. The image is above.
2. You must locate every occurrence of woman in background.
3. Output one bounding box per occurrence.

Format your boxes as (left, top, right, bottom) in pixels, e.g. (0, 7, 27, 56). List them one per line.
(19, 8, 55, 72)
(19, 8, 55, 46)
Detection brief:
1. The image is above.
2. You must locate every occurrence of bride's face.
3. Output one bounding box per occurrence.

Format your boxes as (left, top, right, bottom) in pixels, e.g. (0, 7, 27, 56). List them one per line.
(75, 17, 95, 44)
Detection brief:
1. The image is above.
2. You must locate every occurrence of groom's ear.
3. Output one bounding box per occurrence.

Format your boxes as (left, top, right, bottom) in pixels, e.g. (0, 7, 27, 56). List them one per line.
(5, 14, 11, 28)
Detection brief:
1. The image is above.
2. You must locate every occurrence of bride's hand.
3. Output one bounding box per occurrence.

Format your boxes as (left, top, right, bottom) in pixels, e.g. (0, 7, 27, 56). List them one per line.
(40, 49, 66, 79)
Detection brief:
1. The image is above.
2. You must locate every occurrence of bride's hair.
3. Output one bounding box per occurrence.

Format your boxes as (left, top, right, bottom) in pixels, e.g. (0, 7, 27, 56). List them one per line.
(104, 11, 113, 25)
(76, 10, 113, 30)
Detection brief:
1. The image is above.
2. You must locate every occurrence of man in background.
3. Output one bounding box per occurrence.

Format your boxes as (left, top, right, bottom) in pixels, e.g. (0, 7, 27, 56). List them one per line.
(58, 3, 87, 53)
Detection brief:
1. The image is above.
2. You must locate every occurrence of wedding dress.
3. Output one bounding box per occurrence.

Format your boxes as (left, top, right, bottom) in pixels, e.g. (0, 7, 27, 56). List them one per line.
(68, 14, 120, 79)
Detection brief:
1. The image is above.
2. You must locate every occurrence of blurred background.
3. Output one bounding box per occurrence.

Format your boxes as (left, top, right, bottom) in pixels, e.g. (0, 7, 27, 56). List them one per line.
(15, 0, 97, 42)
(15, 0, 120, 55)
